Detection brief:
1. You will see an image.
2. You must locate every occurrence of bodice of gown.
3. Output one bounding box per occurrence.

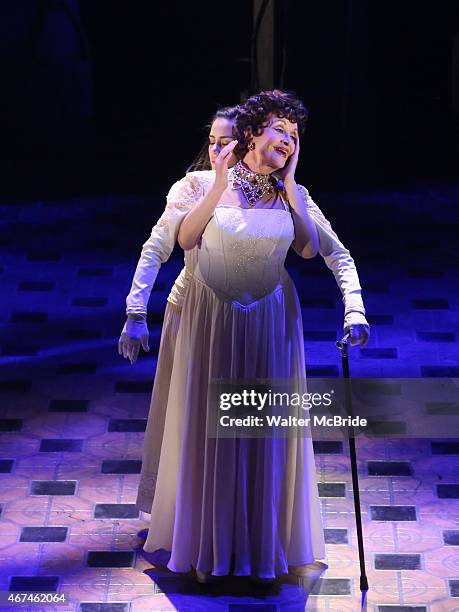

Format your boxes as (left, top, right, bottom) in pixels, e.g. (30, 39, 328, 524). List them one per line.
(188, 205, 294, 306)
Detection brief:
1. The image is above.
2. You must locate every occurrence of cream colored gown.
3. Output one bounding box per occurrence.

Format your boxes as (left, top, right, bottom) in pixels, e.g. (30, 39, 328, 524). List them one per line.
(138, 172, 325, 579)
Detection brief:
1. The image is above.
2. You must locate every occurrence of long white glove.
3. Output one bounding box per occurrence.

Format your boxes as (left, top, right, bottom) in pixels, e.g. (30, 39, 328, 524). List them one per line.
(126, 174, 204, 315)
(343, 311, 370, 347)
(118, 315, 150, 365)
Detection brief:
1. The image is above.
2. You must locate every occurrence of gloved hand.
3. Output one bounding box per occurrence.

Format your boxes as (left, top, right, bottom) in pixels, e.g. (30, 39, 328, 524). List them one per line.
(343, 312, 370, 348)
(118, 314, 150, 365)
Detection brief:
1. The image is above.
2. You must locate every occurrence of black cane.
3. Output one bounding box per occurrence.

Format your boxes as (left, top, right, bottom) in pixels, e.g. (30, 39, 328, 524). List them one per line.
(336, 332, 369, 592)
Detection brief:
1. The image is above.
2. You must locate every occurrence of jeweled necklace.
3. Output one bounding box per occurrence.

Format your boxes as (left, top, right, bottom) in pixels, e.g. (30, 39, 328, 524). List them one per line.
(231, 161, 276, 207)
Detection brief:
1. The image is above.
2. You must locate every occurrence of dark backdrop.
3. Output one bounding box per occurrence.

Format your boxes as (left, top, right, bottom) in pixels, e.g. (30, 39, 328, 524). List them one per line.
(0, 0, 457, 200)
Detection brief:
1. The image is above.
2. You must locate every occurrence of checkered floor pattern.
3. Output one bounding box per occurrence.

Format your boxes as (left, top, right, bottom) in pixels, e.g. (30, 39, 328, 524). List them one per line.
(0, 183, 458, 610)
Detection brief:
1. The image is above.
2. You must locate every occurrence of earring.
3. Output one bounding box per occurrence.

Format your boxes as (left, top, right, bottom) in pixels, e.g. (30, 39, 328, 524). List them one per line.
(248, 141, 255, 151)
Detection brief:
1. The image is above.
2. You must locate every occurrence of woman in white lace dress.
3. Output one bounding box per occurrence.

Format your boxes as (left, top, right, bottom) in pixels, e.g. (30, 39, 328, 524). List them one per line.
(119, 107, 239, 513)
(125, 90, 369, 583)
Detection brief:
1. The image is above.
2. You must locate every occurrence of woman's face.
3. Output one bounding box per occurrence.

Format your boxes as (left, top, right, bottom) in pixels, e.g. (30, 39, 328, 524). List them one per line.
(247, 115, 298, 170)
(208, 117, 237, 168)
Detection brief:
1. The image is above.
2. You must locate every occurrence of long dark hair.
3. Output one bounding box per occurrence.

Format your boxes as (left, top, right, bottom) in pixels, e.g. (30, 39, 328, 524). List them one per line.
(186, 106, 240, 173)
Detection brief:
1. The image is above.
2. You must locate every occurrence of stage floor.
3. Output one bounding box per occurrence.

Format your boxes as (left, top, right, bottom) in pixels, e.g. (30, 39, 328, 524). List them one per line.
(0, 184, 458, 610)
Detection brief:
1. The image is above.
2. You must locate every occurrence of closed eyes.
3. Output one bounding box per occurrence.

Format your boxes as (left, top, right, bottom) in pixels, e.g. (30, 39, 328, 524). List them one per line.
(209, 138, 233, 146)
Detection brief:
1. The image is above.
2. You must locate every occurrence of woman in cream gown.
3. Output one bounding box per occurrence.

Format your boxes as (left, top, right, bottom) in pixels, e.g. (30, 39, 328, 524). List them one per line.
(120, 92, 369, 581)
(121, 107, 240, 514)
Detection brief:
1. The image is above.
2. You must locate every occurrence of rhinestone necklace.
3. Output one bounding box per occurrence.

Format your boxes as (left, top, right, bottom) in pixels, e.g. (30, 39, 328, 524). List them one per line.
(231, 161, 276, 207)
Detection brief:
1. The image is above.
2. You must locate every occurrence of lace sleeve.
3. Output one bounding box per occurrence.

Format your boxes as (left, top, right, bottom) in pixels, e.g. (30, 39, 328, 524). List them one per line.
(156, 174, 204, 229)
(125, 174, 203, 314)
(297, 183, 365, 316)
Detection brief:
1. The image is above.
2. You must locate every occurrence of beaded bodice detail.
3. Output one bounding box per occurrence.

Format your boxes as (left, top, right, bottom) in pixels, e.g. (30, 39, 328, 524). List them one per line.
(192, 206, 294, 306)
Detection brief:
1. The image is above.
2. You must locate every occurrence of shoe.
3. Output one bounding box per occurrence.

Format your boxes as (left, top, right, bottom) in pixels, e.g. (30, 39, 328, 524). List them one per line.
(287, 561, 328, 592)
(195, 570, 224, 584)
(137, 529, 148, 540)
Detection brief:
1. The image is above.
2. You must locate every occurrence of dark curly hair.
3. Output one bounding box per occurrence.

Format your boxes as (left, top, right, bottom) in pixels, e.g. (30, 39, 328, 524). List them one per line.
(234, 90, 308, 158)
(186, 105, 240, 172)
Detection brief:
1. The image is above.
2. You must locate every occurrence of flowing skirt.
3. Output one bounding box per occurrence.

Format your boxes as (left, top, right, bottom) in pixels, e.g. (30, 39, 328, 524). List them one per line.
(136, 301, 181, 513)
(140, 273, 325, 578)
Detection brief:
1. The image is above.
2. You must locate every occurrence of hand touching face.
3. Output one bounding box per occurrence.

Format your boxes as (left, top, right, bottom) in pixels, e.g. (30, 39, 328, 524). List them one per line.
(208, 117, 237, 169)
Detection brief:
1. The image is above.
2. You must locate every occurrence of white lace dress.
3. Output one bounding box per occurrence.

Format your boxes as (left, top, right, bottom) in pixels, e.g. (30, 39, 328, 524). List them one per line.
(141, 172, 325, 578)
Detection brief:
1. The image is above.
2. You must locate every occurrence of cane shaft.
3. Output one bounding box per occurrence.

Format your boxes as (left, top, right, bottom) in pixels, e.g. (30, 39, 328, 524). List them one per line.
(338, 342, 369, 591)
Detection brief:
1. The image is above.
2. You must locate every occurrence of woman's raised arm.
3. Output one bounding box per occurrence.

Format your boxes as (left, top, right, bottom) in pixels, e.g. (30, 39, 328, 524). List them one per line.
(178, 140, 237, 250)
